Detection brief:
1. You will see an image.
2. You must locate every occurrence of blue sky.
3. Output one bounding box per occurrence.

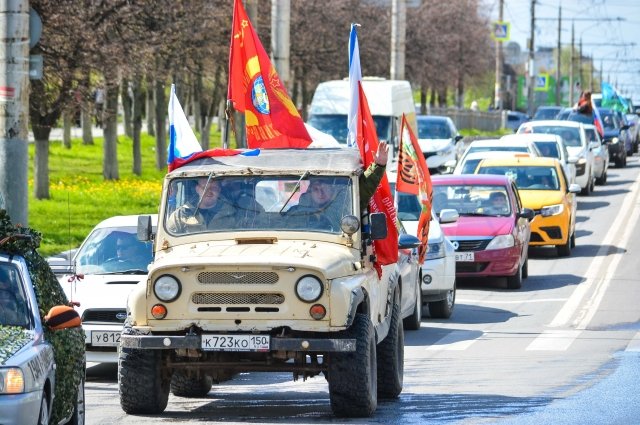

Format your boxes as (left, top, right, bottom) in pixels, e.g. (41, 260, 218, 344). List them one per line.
(483, 0, 640, 103)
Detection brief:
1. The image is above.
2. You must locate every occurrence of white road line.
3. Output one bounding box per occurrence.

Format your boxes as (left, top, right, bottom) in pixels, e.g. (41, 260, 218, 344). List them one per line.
(548, 168, 640, 329)
(625, 332, 640, 352)
(425, 330, 480, 351)
(456, 298, 567, 305)
(526, 329, 582, 351)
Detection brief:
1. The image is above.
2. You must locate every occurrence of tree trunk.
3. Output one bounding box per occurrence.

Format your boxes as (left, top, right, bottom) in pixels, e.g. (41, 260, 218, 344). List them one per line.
(33, 139, 50, 199)
(81, 102, 93, 145)
(132, 75, 143, 175)
(122, 78, 133, 138)
(146, 75, 155, 136)
(192, 72, 203, 136)
(301, 74, 309, 121)
(154, 79, 167, 169)
(420, 86, 427, 115)
(63, 111, 72, 148)
(103, 79, 119, 180)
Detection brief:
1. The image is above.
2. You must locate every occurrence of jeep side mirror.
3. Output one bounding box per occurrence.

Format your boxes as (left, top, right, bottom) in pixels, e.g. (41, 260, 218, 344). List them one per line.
(137, 215, 153, 242)
(369, 212, 388, 240)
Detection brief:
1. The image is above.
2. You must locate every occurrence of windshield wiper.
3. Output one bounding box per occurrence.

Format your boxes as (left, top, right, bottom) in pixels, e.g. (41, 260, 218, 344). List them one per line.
(279, 171, 310, 213)
(192, 172, 215, 217)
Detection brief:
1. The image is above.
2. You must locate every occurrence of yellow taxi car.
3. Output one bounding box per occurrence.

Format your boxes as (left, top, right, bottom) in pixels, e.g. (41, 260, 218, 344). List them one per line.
(474, 156, 581, 257)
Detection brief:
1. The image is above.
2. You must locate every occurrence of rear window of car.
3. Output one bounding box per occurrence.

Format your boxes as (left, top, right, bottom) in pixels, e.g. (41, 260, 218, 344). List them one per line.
(524, 126, 582, 147)
(533, 141, 560, 159)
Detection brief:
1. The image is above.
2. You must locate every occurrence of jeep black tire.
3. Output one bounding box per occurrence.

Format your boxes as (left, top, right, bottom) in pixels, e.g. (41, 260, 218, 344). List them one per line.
(328, 313, 377, 417)
(171, 371, 213, 398)
(377, 290, 404, 399)
(119, 347, 170, 414)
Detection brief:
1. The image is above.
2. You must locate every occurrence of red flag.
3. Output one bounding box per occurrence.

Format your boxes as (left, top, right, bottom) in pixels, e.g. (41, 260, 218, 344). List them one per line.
(397, 114, 433, 263)
(356, 83, 398, 274)
(228, 0, 312, 149)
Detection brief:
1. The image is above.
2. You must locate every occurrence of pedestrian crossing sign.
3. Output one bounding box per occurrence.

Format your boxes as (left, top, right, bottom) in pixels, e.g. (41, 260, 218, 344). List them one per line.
(535, 73, 549, 91)
(492, 21, 510, 42)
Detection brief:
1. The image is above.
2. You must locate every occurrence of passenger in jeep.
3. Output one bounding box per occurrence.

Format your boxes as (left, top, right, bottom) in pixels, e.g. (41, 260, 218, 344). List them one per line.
(167, 178, 236, 234)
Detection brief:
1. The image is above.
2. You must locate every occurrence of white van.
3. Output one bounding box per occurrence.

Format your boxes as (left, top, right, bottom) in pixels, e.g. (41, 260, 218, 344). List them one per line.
(307, 78, 417, 155)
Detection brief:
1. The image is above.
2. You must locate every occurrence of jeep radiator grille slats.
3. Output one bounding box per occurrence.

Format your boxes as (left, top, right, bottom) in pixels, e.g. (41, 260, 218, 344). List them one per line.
(197, 271, 279, 285)
(192, 292, 285, 305)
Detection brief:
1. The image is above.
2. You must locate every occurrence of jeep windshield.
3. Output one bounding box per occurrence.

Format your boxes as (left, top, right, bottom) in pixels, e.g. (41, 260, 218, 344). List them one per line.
(164, 175, 354, 236)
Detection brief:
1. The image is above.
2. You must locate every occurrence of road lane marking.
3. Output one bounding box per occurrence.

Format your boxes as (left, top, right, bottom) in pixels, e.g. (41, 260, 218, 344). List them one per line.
(526, 329, 582, 351)
(625, 332, 640, 352)
(457, 298, 567, 305)
(548, 168, 640, 329)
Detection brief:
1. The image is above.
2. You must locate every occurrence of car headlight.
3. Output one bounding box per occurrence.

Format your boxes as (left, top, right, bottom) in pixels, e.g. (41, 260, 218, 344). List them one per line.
(485, 234, 515, 250)
(612, 137, 619, 144)
(153, 275, 181, 302)
(577, 157, 586, 165)
(540, 204, 564, 217)
(0, 368, 25, 394)
(295, 275, 323, 302)
(426, 241, 445, 260)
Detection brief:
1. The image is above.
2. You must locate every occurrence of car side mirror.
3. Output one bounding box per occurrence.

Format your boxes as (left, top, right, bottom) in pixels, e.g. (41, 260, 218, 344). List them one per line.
(439, 208, 459, 223)
(568, 156, 578, 164)
(454, 135, 464, 142)
(44, 305, 81, 330)
(137, 215, 153, 242)
(369, 212, 388, 240)
(518, 208, 535, 221)
(568, 183, 582, 194)
(589, 141, 600, 150)
(621, 125, 630, 131)
(398, 234, 420, 250)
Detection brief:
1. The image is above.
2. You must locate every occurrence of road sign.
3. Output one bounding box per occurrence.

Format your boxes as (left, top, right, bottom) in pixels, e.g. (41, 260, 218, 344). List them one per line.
(492, 21, 510, 42)
(535, 73, 549, 92)
(29, 55, 43, 80)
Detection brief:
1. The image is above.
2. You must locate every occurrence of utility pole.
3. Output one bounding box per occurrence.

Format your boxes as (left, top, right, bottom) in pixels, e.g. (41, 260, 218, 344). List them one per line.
(390, 0, 406, 80)
(579, 38, 583, 93)
(599, 61, 603, 89)
(494, 0, 505, 110)
(527, 0, 536, 116)
(569, 22, 575, 106)
(0, 2, 29, 225)
(271, 0, 291, 91)
(555, 6, 561, 106)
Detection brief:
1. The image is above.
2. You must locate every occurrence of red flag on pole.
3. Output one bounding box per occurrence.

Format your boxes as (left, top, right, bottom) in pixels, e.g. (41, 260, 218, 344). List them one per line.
(228, 0, 312, 149)
(356, 83, 398, 274)
(397, 114, 433, 263)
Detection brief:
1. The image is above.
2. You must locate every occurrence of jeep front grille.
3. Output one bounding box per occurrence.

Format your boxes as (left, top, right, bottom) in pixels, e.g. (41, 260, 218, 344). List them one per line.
(192, 292, 285, 305)
(197, 272, 279, 285)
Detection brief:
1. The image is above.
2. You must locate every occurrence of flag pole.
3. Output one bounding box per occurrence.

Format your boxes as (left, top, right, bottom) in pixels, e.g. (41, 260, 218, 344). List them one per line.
(224, 100, 233, 150)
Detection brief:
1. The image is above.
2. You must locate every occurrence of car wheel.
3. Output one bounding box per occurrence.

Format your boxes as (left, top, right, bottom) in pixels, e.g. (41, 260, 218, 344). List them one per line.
(403, 281, 422, 331)
(37, 390, 49, 425)
(557, 233, 572, 257)
(580, 174, 592, 196)
(428, 281, 456, 319)
(328, 313, 377, 417)
(595, 169, 607, 185)
(615, 156, 624, 168)
(377, 289, 404, 399)
(506, 263, 523, 289)
(570, 231, 576, 249)
(522, 256, 529, 279)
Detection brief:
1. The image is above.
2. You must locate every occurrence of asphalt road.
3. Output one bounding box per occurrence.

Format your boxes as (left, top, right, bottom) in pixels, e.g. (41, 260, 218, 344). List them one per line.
(84, 154, 640, 424)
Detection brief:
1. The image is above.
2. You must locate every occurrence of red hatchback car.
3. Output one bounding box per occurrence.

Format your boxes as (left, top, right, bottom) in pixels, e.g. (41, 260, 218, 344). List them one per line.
(432, 175, 534, 289)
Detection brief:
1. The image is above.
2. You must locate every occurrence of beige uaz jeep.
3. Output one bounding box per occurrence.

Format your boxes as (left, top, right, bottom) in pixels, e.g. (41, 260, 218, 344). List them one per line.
(118, 148, 412, 417)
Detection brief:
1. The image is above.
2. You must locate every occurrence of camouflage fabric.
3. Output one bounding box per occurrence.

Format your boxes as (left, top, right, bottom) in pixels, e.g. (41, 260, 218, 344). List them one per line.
(0, 326, 31, 364)
(0, 210, 85, 424)
(359, 162, 386, 211)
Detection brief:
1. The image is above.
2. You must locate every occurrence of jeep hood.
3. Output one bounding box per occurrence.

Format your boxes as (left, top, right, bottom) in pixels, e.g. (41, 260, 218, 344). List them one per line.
(440, 216, 514, 238)
(153, 240, 359, 280)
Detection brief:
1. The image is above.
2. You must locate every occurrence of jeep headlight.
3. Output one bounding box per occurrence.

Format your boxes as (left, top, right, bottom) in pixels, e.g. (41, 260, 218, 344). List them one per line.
(426, 241, 445, 260)
(295, 275, 323, 302)
(154, 275, 181, 302)
(485, 234, 515, 250)
(0, 368, 25, 394)
(540, 204, 564, 217)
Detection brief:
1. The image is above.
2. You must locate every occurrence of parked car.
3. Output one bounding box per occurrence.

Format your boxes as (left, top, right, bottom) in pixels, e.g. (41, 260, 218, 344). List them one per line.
(502, 133, 577, 185)
(430, 174, 533, 289)
(57, 215, 157, 363)
(583, 124, 609, 185)
(416, 115, 465, 173)
(0, 237, 85, 424)
(505, 110, 530, 132)
(388, 171, 457, 319)
(532, 106, 563, 121)
(475, 156, 580, 257)
(517, 120, 596, 195)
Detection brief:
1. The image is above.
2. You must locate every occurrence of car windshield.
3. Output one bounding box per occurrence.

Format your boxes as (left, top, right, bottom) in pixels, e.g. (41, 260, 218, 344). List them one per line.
(75, 226, 154, 275)
(477, 166, 560, 190)
(0, 263, 31, 328)
(389, 183, 422, 221)
(418, 120, 452, 139)
(525, 126, 582, 147)
(533, 141, 560, 159)
(599, 112, 618, 130)
(431, 185, 511, 217)
(164, 175, 354, 236)
(306, 114, 391, 144)
(533, 108, 560, 120)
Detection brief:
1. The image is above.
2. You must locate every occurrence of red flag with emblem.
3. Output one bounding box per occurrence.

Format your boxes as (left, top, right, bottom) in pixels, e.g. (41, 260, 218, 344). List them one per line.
(228, 0, 311, 149)
(356, 83, 398, 274)
(397, 114, 433, 263)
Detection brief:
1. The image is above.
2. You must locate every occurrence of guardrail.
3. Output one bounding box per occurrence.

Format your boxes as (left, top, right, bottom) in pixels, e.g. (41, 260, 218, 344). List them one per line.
(425, 107, 506, 131)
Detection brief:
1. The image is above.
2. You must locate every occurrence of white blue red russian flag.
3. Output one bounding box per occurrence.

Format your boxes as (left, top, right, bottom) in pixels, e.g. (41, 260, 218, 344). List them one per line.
(347, 23, 362, 148)
(167, 84, 202, 170)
